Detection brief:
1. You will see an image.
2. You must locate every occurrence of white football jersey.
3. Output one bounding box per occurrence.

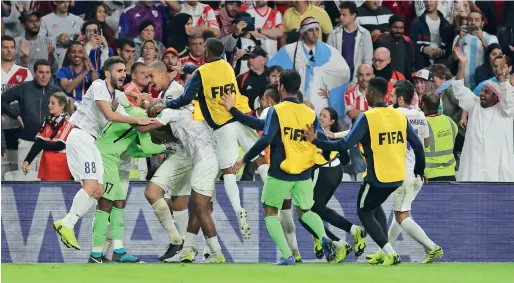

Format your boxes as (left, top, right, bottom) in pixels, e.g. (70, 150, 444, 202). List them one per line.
(157, 105, 216, 159)
(69, 80, 125, 138)
(397, 107, 429, 178)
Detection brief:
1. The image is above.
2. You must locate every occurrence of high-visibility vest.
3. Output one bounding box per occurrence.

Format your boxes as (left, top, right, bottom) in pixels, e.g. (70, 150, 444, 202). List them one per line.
(425, 114, 457, 179)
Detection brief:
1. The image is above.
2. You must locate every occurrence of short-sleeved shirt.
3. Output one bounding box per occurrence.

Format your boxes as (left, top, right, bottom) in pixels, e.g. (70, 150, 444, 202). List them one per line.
(39, 12, 83, 67)
(282, 3, 333, 39)
(69, 79, 123, 138)
(56, 67, 96, 101)
(246, 7, 283, 56)
(397, 107, 429, 178)
(180, 2, 219, 29)
(14, 35, 57, 74)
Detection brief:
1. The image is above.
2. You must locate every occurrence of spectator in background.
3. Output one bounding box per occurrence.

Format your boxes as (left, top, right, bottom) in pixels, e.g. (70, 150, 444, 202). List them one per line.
(327, 1, 373, 85)
(474, 43, 503, 87)
(356, 0, 392, 39)
(237, 46, 268, 111)
(117, 37, 136, 85)
(1, 59, 61, 173)
(118, 1, 164, 42)
(39, 0, 84, 68)
(497, 18, 514, 60)
(218, 1, 241, 38)
(134, 21, 166, 61)
(373, 47, 405, 103)
(281, 1, 333, 45)
(452, 10, 498, 89)
(267, 65, 283, 85)
(246, 1, 285, 57)
(180, 34, 205, 66)
(15, 11, 58, 75)
(473, 55, 513, 96)
(124, 62, 152, 106)
(374, 15, 414, 80)
(382, 0, 416, 31)
(22, 92, 74, 181)
(414, 0, 457, 23)
(2, 35, 33, 173)
(137, 39, 160, 65)
(228, 12, 261, 76)
(84, 3, 117, 53)
(56, 42, 99, 101)
(163, 13, 193, 57)
(452, 48, 514, 182)
(409, 0, 454, 69)
(412, 69, 435, 102)
(1, 1, 24, 38)
(162, 47, 181, 82)
(82, 20, 113, 72)
(168, 0, 220, 38)
(268, 17, 350, 117)
(421, 92, 457, 182)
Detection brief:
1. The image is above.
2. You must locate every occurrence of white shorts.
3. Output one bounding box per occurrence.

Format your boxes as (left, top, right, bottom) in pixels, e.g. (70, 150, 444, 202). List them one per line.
(66, 128, 104, 185)
(151, 153, 192, 198)
(189, 154, 218, 197)
(213, 121, 260, 169)
(392, 177, 423, 212)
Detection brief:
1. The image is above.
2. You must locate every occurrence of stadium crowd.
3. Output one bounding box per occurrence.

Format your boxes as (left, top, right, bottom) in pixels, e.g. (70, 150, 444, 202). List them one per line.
(2, 0, 514, 184)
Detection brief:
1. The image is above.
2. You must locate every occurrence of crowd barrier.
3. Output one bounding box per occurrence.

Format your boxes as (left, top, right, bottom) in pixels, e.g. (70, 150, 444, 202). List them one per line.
(1, 182, 513, 263)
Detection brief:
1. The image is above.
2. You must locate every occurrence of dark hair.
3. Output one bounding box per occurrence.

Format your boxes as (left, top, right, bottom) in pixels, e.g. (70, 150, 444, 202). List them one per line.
(429, 64, 452, 80)
(205, 38, 224, 58)
(130, 62, 146, 74)
(468, 10, 485, 21)
(202, 30, 216, 41)
(34, 59, 51, 72)
(297, 90, 304, 102)
(1, 35, 15, 46)
(484, 43, 502, 64)
(279, 69, 302, 94)
(81, 19, 100, 36)
(421, 92, 441, 113)
(389, 14, 405, 26)
(493, 55, 513, 68)
(339, 1, 357, 15)
(268, 65, 284, 75)
(322, 107, 340, 133)
(117, 37, 136, 50)
(103, 56, 125, 72)
(393, 80, 415, 105)
(139, 20, 155, 34)
(67, 41, 83, 52)
(264, 84, 280, 103)
(368, 77, 388, 97)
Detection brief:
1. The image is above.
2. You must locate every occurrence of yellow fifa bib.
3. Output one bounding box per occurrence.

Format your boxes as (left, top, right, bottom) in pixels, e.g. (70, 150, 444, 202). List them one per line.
(192, 98, 205, 121)
(274, 101, 317, 174)
(364, 107, 407, 183)
(197, 60, 251, 125)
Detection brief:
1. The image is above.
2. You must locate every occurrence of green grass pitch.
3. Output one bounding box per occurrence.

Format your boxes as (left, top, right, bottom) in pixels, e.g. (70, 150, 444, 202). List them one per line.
(2, 263, 514, 283)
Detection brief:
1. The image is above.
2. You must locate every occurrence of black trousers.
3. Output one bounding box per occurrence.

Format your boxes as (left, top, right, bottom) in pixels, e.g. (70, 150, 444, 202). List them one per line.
(428, 175, 456, 182)
(300, 164, 353, 241)
(356, 181, 397, 248)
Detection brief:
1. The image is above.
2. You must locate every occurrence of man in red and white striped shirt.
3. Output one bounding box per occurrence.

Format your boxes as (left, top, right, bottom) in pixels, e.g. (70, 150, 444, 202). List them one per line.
(344, 64, 374, 124)
(246, 1, 285, 57)
(169, 0, 220, 38)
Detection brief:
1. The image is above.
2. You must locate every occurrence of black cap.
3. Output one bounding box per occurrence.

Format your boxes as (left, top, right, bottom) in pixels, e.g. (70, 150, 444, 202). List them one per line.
(247, 46, 267, 59)
(19, 11, 42, 23)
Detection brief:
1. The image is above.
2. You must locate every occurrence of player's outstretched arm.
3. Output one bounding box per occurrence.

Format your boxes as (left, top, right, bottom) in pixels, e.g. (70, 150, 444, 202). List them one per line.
(136, 131, 166, 155)
(406, 122, 426, 178)
(220, 92, 264, 130)
(96, 100, 156, 125)
(165, 72, 202, 109)
(132, 120, 166, 133)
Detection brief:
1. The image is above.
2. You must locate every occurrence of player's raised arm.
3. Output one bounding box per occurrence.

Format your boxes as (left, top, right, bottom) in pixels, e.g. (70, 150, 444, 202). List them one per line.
(306, 113, 367, 151)
(96, 100, 156, 125)
(219, 92, 265, 131)
(165, 71, 201, 109)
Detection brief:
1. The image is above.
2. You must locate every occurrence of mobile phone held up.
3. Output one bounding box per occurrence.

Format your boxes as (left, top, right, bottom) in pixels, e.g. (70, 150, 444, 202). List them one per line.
(465, 25, 479, 34)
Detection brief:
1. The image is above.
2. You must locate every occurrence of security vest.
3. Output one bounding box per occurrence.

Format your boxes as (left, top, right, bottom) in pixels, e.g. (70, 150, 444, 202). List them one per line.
(197, 60, 251, 125)
(425, 114, 457, 178)
(364, 107, 407, 183)
(274, 101, 317, 174)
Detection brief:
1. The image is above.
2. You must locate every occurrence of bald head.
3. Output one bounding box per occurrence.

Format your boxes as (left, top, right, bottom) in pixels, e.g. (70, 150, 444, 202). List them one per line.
(147, 61, 171, 90)
(421, 92, 440, 115)
(357, 64, 375, 89)
(373, 47, 391, 71)
(148, 61, 168, 73)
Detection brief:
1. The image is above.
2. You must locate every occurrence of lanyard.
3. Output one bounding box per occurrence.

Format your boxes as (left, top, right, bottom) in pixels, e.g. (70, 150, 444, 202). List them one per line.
(105, 80, 116, 101)
(69, 67, 85, 99)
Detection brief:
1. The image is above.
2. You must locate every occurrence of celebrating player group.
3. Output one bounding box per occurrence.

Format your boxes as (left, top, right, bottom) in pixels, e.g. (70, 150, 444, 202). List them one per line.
(54, 38, 442, 266)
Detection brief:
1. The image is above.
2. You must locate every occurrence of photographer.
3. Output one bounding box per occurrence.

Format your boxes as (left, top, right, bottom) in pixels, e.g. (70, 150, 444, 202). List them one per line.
(83, 20, 113, 72)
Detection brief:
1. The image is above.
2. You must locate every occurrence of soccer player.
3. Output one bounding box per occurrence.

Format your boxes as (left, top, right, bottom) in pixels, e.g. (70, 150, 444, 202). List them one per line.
(141, 61, 224, 263)
(231, 69, 338, 265)
(52, 56, 156, 250)
(365, 80, 442, 264)
(89, 103, 175, 263)
(165, 38, 269, 240)
(304, 77, 426, 266)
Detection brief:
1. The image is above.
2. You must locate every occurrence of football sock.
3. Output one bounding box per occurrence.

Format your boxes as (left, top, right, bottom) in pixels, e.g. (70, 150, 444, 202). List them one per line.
(205, 236, 222, 257)
(279, 209, 298, 253)
(300, 211, 327, 240)
(401, 217, 437, 250)
(388, 219, 403, 245)
(110, 207, 124, 251)
(102, 222, 112, 254)
(172, 209, 189, 239)
(382, 242, 396, 256)
(183, 232, 196, 252)
(265, 216, 292, 259)
(62, 189, 96, 229)
(91, 210, 109, 256)
(151, 199, 182, 245)
(223, 174, 242, 213)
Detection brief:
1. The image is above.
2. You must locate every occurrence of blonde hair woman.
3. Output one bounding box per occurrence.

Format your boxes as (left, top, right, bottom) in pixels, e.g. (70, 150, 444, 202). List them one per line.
(137, 40, 160, 65)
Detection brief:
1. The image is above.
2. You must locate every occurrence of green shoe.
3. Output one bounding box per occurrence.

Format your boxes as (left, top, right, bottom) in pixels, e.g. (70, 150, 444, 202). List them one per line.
(382, 252, 401, 266)
(179, 249, 195, 263)
(53, 220, 80, 250)
(312, 237, 324, 259)
(351, 226, 367, 257)
(209, 254, 226, 263)
(334, 241, 352, 263)
(367, 250, 386, 264)
(422, 246, 443, 264)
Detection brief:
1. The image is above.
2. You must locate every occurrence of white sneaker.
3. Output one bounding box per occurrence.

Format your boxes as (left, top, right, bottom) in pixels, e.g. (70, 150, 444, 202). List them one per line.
(162, 252, 182, 263)
(179, 248, 196, 263)
(237, 208, 251, 240)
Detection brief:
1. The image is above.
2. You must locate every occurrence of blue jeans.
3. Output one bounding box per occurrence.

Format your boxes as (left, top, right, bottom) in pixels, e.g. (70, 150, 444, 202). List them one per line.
(349, 146, 366, 174)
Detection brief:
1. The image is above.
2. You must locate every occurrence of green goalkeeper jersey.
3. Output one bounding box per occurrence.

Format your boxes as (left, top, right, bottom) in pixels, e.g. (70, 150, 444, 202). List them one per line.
(96, 106, 164, 166)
